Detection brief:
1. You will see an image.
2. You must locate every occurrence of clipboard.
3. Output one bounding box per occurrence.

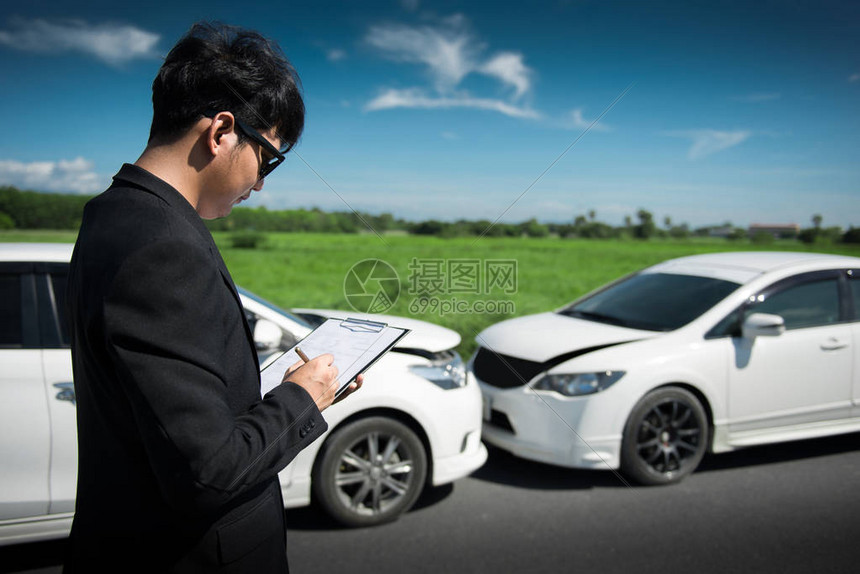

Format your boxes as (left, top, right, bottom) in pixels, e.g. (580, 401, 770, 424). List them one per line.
(260, 317, 411, 398)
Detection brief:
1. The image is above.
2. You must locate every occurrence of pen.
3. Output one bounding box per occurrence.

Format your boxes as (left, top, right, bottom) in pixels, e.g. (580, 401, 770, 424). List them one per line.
(295, 347, 310, 363)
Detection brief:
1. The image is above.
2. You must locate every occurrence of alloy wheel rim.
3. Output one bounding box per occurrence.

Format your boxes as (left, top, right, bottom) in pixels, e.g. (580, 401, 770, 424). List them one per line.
(334, 431, 415, 516)
(635, 399, 702, 475)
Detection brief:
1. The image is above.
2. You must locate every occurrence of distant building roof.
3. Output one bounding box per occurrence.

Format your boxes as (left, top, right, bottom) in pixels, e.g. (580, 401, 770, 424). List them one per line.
(707, 225, 734, 237)
(749, 223, 800, 230)
(748, 223, 800, 238)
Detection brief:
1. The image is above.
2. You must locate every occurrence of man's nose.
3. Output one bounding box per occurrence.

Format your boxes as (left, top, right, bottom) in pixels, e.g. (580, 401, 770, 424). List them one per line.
(252, 177, 265, 192)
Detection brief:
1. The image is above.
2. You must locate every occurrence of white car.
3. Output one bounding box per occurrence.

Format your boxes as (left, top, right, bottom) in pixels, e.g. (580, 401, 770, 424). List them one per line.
(0, 243, 486, 546)
(472, 251, 860, 486)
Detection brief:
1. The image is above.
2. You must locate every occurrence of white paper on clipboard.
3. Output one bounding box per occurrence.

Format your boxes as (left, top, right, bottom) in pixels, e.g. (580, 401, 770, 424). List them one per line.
(259, 317, 410, 397)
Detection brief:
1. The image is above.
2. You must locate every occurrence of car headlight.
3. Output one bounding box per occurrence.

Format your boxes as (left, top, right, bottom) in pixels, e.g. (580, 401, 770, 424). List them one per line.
(408, 352, 467, 390)
(532, 371, 625, 397)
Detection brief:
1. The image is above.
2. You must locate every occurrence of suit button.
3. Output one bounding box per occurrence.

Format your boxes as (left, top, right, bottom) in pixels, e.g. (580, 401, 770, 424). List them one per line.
(299, 429, 308, 438)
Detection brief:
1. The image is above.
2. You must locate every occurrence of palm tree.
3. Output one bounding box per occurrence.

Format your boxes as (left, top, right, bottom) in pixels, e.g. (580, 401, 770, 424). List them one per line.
(812, 214, 823, 229)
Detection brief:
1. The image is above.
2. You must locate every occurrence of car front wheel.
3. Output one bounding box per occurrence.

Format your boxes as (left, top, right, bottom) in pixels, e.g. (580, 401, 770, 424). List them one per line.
(312, 416, 427, 527)
(620, 386, 709, 486)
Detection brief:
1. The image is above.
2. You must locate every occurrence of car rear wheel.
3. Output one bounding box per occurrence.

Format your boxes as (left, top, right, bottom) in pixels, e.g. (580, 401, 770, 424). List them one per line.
(312, 416, 427, 527)
(620, 387, 708, 486)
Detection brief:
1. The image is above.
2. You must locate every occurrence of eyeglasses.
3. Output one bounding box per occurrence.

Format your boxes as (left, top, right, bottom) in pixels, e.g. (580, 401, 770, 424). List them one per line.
(204, 111, 287, 179)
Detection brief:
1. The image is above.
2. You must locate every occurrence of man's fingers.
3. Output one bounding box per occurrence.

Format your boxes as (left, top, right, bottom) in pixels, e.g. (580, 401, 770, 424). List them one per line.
(281, 359, 306, 383)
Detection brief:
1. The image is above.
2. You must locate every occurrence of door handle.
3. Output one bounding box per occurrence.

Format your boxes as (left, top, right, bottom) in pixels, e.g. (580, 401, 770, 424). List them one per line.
(820, 338, 848, 351)
(53, 382, 77, 405)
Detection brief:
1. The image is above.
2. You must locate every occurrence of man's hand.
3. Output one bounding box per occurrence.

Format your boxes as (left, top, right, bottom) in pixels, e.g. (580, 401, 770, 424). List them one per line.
(333, 374, 363, 405)
(282, 355, 362, 411)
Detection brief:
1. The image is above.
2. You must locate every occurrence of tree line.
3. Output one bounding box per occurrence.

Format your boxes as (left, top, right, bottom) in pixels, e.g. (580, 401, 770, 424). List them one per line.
(0, 185, 404, 235)
(0, 186, 91, 230)
(1, 185, 858, 244)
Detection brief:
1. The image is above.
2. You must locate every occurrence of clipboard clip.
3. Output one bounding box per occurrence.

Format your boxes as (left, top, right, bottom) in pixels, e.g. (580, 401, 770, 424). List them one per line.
(340, 317, 387, 333)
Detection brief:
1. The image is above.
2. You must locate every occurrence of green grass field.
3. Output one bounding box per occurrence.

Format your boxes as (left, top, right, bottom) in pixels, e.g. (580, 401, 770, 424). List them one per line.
(4, 230, 859, 357)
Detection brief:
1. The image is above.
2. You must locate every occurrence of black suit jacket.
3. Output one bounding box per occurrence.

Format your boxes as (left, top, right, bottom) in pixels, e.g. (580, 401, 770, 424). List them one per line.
(65, 164, 327, 573)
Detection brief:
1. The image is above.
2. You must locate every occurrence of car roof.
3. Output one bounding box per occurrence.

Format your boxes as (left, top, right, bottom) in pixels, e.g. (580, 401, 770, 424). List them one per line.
(0, 242, 74, 262)
(645, 251, 860, 284)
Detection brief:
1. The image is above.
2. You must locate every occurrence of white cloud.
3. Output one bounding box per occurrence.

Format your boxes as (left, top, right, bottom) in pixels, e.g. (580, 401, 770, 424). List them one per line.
(664, 130, 752, 160)
(400, 0, 420, 11)
(567, 108, 611, 131)
(480, 52, 532, 100)
(366, 19, 480, 92)
(0, 18, 160, 66)
(326, 48, 346, 62)
(732, 92, 781, 102)
(365, 88, 540, 119)
(849, 73, 860, 83)
(364, 16, 537, 119)
(0, 157, 104, 193)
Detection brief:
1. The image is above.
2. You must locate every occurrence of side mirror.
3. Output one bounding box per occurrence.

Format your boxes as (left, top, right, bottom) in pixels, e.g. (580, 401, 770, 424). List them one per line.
(742, 312, 785, 339)
(254, 319, 283, 350)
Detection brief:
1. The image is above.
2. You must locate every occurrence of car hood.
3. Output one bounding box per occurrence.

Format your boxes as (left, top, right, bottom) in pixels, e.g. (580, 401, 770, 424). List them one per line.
(475, 312, 655, 363)
(291, 308, 461, 353)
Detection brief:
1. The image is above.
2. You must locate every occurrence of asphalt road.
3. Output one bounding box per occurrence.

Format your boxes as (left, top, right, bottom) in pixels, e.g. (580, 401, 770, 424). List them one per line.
(3, 432, 859, 574)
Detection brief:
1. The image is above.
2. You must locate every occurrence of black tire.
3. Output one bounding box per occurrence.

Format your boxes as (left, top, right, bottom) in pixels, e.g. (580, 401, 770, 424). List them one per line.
(620, 387, 709, 486)
(312, 416, 427, 527)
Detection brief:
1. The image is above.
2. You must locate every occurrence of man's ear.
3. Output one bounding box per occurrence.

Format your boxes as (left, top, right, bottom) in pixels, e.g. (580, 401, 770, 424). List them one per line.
(205, 111, 237, 157)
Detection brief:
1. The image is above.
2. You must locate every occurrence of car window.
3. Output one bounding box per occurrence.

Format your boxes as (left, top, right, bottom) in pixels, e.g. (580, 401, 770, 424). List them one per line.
(245, 309, 300, 353)
(849, 272, 860, 320)
(705, 307, 744, 339)
(746, 277, 839, 330)
(560, 272, 740, 332)
(51, 273, 70, 346)
(236, 286, 312, 329)
(0, 273, 22, 346)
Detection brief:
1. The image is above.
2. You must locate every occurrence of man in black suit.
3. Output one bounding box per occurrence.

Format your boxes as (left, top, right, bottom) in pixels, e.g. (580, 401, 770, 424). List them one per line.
(65, 22, 359, 572)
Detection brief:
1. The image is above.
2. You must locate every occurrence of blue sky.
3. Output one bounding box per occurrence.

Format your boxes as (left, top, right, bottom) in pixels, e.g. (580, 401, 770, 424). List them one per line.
(0, 0, 858, 229)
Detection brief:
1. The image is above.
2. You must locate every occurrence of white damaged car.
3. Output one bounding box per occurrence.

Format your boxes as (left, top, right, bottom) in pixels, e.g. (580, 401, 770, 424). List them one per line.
(0, 243, 486, 546)
(472, 251, 860, 485)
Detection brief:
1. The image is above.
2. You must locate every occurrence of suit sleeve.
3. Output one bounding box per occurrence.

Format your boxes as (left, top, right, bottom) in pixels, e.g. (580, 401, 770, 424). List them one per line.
(103, 238, 327, 515)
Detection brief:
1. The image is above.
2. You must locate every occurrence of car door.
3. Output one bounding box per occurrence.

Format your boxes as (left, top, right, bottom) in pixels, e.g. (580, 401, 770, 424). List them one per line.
(847, 269, 860, 417)
(38, 265, 77, 514)
(728, 270, 852, 434)
(0, 264, 51, 520)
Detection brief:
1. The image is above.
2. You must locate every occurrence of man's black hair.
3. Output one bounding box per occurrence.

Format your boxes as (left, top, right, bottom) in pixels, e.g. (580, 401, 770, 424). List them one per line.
(149, 22, 304, 150)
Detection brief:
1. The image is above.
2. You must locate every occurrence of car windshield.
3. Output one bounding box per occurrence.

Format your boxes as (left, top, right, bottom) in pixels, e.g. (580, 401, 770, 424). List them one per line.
(237, 287, 313, 329)
(559, 272, 741, 332)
